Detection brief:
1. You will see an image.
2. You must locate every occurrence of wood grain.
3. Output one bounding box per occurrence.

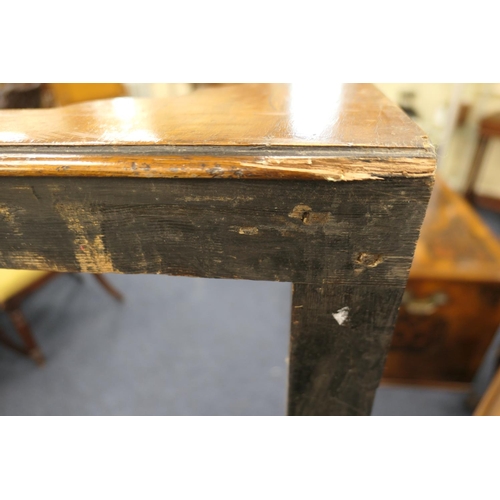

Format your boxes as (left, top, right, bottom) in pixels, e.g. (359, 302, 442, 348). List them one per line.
(0, 84, 434, 182)
(289, 283, 404, 415)
(0, 148, 435, 181)
(0, 177, 431, 286)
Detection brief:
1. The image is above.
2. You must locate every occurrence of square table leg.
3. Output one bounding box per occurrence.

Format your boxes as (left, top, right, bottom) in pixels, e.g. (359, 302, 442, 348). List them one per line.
(288, 283, 404, 416)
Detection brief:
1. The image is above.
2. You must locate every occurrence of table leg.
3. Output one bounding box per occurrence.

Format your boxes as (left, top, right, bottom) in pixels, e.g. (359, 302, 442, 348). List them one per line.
(287, 283, 404, 416)
(465, 135, 488, 201)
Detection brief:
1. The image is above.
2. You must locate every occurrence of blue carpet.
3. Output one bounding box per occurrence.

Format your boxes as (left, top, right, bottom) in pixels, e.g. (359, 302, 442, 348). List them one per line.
(0, 272, 473, 416)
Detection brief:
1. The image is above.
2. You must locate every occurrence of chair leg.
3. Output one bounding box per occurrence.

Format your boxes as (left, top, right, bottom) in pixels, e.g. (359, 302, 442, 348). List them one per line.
(0, 326, 28, 356)
(5, 308, 45, 366)
(92, 274, 124, 302)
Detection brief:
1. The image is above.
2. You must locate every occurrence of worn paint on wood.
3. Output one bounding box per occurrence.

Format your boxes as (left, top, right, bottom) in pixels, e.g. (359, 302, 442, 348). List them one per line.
(0, 177, 431, 288)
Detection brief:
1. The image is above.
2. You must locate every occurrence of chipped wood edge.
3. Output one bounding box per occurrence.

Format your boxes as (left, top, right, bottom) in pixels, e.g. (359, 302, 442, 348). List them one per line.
(0, 153, 436, 181)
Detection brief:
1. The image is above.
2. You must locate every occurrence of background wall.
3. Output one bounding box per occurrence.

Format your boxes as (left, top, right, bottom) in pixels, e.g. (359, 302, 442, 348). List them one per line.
(376, 83, 500, 198)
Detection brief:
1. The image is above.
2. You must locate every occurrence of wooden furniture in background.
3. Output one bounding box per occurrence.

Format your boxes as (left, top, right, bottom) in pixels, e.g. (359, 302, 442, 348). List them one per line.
(474, 367, 500, 415)
(0, 271, 123, 365)
(383, 176, 500, 386)
(0, 83, 435, 415)
(465, 112, 500, 211)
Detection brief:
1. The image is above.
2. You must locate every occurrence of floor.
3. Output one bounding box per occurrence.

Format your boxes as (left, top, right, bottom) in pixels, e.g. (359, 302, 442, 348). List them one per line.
(0, 272, 475, 416)
(0, 208, 498, 416)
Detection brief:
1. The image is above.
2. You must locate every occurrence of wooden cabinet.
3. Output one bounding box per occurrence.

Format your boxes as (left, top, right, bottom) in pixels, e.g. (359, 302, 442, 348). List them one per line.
(383, 177, 500, 386)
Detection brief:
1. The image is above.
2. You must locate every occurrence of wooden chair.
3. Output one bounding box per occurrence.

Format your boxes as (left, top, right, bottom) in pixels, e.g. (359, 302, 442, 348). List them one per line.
(0, 271, 123, 365)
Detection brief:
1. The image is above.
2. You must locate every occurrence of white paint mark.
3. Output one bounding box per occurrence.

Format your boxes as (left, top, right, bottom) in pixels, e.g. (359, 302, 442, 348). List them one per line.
(238, 227, 259, 235)
(332, 306, 350, 326)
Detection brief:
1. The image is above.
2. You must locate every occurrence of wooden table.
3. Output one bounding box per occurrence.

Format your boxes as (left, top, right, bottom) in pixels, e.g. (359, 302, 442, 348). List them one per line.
(0, 83, 435, 415)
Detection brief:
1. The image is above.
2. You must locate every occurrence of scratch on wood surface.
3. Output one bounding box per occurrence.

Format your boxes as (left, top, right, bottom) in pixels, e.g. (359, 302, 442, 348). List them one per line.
(185, 195, 254, 202)
(55, 202, 114, 273)
(238, 227, 259, 235)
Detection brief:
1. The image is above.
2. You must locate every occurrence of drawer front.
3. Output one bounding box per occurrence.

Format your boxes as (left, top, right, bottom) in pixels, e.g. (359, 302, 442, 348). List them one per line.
(383, 279, 500, 384)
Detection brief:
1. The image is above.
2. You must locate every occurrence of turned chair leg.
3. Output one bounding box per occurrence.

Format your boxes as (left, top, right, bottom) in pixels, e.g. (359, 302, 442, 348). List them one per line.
(5, 307, 45, 366)
(92, 274, 124, 302)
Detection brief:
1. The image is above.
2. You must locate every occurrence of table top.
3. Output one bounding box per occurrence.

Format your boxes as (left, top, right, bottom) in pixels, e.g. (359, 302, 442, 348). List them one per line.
(0, 83, 435, 181)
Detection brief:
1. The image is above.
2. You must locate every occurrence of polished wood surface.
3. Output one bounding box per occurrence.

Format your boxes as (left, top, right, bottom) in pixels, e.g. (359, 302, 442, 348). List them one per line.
(47, 83, 126, 106)
(0, 84, 434, 181)
(410, 176, 500, 282)
(0, 84, 431, 147)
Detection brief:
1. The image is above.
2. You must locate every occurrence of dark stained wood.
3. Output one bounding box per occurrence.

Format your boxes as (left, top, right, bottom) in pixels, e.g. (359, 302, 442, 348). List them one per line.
(0, 85, 434, 183)
(0, 83, 435, 415)
(480, 112, 500, 137)
(0, 83, 43, 109)
(289, 283, 404, 415)
(465, 135, 489, 201)
(469, 193, 500, 213)
(0, 177, 431, 288)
